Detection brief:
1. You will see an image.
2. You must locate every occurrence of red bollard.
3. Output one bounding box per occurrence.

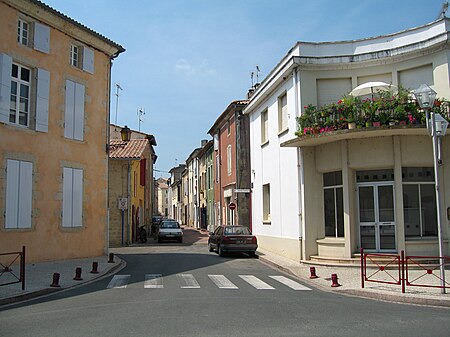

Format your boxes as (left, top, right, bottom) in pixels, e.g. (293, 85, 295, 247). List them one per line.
(331, 273, 340, 287)
(309, 266, 318, 279)
(90, 262, 99, 274)
(108, 253, 114, 263)
(73, 267, 83, 281)
(50, 273, 61, 287)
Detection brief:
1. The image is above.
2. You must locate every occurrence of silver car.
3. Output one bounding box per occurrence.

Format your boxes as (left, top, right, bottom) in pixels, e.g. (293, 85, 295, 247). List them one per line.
(157, 220, 183, 243)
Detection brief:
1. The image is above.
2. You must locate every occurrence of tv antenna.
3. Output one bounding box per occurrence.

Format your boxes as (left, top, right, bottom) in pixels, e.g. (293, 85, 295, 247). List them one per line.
(114, 83, 123, 125)
(255, 65, 260, 84)
(438, 2, 449, 18)
(137, 107, 145, 132)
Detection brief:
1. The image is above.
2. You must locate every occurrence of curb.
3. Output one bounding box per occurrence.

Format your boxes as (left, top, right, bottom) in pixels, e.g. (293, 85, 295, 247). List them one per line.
(0, 257, 126, 306)
(258, 254, 450, 308)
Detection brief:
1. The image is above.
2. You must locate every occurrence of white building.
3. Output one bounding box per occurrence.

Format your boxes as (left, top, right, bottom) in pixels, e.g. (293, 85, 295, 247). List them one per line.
(245, 18, 450, 263)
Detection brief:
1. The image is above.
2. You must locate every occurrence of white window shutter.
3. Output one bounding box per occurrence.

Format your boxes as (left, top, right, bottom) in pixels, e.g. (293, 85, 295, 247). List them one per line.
(0, 53, 12, 124)
(82, 47, 94, 74)
(5, 160, 20, 229)
(64, 80, 75, 139)
(72, 168, 83, 227)
(62, 167, 73, 227)
(33, 22, 50, 53)
(36, 68, 50, 132)
(18, 161, 33, 229)
(73, 83, 85, 141)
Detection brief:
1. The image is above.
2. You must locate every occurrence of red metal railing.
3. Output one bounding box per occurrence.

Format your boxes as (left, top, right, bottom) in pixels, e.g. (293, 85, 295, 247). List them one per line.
(406, 255, 450, 289)
(0, 246, 26, 290)
(360, 248, 402, 290)
(361, 249, 449, 293)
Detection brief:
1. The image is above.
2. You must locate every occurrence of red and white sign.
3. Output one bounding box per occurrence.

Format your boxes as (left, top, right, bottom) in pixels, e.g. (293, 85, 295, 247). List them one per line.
(229, 202, 236, 210)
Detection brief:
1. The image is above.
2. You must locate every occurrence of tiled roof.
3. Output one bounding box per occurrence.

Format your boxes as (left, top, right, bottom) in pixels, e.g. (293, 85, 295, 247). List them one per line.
(31, 0, 125, 54)
(109, 139, 148, 159)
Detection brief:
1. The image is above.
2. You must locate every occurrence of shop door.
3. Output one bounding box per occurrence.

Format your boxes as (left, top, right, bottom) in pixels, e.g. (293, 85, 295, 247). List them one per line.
(358, 183, 396, 252)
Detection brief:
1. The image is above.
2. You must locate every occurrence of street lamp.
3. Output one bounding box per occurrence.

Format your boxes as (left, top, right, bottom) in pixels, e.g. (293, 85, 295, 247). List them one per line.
(413, 84, 448, 294)
(120, 125, 131, 142)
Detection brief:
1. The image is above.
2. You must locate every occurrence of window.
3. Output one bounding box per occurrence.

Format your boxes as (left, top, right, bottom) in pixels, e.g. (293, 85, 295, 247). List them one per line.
(261, 109, 268, 144)
(69, 44, 94, 74)
(263, 184, 271, 222)
(0, 54, 50, 132)
(323, 171, 344, 237)
(64, 79, 85, 140)
(70, 45, 80, 68)
(62, 167, 83, 228)
(17, 19, 29, 46)
(10, 63, 30, 126)
(5, 159, 32, 229)
(278, 93, 288, 133)
(403, 168, 437, 237)
(227, 145, 232, 176)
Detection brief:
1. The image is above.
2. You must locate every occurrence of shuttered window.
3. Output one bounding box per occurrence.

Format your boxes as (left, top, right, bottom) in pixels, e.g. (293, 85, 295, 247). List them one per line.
(261, 109, 268, 144)
(0, 53, 49, 132)
(33, 22, 50, 53)
(5, 159, 32, 229)
(317, 78, 352, 107)
(278, 93, 288, 133)
(64, 80, 85, 141)
(399, 64, 433, 91)
(62, 167, 83, 228)
(140, 159, 146, 186)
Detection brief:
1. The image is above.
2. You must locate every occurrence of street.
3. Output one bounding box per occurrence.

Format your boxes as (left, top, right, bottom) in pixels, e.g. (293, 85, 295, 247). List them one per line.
(1, 229, 449, 337)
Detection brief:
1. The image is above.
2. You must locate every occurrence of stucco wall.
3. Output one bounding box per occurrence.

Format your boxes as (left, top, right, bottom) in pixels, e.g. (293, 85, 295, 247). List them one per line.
(0, 2, 113, 262)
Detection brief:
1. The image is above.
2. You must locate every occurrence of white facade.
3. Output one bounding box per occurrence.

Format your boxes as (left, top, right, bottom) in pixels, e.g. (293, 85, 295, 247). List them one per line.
(246, 73, 302, 261)
(245, 18, 450, 262)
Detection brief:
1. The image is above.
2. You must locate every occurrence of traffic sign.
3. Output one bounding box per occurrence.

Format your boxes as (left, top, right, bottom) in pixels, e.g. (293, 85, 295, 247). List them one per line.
(118, 198, 128, 210)
(235, 189, 251, 193)
(229, 202, 236, 210)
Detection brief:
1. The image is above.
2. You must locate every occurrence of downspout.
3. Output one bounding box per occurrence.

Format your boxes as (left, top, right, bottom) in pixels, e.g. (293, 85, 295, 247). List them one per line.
(127, 159, 131, 245)
(294, 67, 305, 261)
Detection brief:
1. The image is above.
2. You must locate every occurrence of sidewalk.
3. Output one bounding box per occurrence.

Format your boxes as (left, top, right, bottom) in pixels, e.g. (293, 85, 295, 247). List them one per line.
(0, 255, 124, 306)
(257, 248, 450, 307)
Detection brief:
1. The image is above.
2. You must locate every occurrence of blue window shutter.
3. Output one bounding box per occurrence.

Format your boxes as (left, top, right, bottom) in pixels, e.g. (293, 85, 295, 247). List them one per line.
(0, 53, 12, 124)
(82, 47, 94, 74)
(5, 160, 20, 229)
(72, 168, 83, 227)
(18, 161, 33, 229)
(62, 167, 73, 227)
(64, 80, 75, 139)
(73, 83, 85, 141)
(33, 22, 50, 53)
(36, 68, 50, 132)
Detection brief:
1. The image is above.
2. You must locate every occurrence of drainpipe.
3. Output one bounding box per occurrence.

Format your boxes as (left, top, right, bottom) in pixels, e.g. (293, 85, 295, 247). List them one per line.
(127, 159, 131, 245)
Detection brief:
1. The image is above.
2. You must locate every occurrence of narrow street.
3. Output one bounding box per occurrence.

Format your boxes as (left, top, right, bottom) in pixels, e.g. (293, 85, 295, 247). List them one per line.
(1, 229, 449, 337)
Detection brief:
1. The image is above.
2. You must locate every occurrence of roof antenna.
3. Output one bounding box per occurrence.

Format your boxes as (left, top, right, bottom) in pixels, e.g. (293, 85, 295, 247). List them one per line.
(137, 107, 145, 132)
(438, 2, 448, 19)
(250, 71, 254, 87)
(114, 83, 123, 125)
(255, 65, 260, 85)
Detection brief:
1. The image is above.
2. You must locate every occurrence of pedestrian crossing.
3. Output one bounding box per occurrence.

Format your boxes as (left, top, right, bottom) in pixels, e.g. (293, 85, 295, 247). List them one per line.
(107, 273, 311, 291)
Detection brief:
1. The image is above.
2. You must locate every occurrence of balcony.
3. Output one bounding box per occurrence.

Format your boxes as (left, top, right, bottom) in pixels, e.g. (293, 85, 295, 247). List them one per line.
(286, 88, 449, 148)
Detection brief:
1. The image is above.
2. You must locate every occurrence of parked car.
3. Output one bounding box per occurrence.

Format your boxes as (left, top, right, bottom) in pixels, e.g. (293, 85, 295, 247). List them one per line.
(208, 225, 258, 257)
(157, 219, 183, 243)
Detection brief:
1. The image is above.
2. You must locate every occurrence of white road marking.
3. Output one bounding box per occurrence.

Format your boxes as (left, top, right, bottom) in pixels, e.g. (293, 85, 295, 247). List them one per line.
(239, 275, 274, 289)
(269, 276, 312, 290)
(178, 274, 200, 288)
(144, 274, 164, 288)
(208, 275, 239, 289)
(107, 275, 130, 289)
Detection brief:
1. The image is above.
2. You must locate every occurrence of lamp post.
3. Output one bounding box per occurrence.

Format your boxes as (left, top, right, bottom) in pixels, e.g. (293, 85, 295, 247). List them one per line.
(413, 84, 448, 294)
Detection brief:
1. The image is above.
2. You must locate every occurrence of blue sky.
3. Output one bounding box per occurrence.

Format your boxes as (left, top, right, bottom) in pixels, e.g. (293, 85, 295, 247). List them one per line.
(44, 0, 446, 177)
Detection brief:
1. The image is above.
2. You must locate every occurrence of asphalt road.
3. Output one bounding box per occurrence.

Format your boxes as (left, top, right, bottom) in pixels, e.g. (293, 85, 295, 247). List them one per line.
(1, 232, 449, 337)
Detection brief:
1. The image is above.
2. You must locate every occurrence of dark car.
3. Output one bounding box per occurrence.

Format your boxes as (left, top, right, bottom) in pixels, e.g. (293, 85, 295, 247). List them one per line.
(151, 216, 164, 236)
(156, 219, 183, 243)
(208, 225, 257, 257)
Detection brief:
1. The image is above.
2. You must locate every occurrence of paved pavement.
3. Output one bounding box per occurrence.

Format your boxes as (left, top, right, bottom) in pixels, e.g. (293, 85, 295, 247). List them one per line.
(1, 227, 449, 307)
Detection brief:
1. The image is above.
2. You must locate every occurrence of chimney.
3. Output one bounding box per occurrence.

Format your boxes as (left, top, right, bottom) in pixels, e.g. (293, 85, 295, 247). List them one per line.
(247, 87, 255, 99)
(201, 139, 208, 147)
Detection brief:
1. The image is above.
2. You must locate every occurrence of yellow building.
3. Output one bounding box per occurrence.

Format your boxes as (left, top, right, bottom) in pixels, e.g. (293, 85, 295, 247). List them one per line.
(109, 125, 157, 246)
(0, 0, 124, 262)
